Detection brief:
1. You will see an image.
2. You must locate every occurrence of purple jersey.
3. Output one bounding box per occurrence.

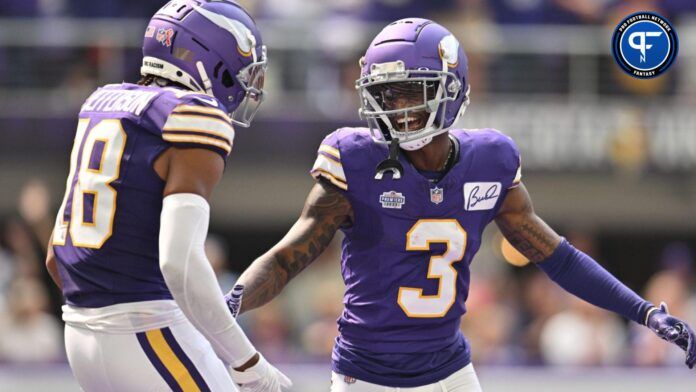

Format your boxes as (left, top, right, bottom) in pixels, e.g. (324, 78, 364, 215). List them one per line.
(52, 83, 234, 308)
(310, 127, 521, 387)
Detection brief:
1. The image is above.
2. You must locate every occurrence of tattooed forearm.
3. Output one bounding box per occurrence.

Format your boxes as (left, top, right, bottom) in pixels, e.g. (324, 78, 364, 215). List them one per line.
(495, 184, 561, 263)
(236, 181, 352, 314)
(496, 217, 558, 262)
(236, 256, 287, 314)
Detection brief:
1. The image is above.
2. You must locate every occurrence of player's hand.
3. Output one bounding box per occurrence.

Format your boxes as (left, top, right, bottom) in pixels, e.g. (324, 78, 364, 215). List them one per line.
(224, 284, 244, 318)
(646, 302, 696, 369)
(230, 353, 292, 392)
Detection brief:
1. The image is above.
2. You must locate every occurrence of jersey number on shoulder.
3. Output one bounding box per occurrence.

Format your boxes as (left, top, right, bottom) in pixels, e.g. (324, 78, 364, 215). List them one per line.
(52, 119, 127, 249)
(398, 219, 467, 318)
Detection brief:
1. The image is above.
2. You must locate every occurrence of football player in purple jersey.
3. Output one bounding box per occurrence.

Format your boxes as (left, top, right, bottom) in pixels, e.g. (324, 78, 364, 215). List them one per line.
(226, 18, 696, 390)
(44, 1, 291, 391)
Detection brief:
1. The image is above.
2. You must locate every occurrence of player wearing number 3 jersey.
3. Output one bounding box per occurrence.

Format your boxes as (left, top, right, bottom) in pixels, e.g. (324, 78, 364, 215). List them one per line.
(227, 18, 696, 390)
(45, 2, 291, 391)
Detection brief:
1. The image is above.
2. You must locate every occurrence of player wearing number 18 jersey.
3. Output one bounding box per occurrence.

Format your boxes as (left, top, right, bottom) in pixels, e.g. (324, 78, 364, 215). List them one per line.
(46, 1, 290, 391)
(228, 18, 696, 391)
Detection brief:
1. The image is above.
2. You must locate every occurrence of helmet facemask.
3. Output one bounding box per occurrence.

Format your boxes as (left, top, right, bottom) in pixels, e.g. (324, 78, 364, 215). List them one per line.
(230, 45, 267, 128)
(357, 60, 465, 151)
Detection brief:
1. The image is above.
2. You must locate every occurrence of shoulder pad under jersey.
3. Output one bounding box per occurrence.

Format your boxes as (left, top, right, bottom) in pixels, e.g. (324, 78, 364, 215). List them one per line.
(310, 127, 376, 191)
(145, 87, 235, 159)
(453, 128, 522, 189)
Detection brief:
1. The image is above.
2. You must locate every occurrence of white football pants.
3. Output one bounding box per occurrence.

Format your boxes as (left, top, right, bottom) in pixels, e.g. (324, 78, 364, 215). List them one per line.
(64, 300, 238, 392)
(330, 363, 483, 392)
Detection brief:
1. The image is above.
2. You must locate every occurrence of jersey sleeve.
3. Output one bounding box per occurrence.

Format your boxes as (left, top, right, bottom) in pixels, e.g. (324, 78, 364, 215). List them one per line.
(490, 129, 522, 189)
(471, 128, 522, 190)
(160, 94, 235, 159)
(310, 130, 348, 191)
(509, 149, 522, 189)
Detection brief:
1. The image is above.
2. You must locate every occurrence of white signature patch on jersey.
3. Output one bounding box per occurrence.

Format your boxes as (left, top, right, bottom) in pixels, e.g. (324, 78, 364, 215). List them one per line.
(379, 191, 406, 209)
(463, 182, 501, 211)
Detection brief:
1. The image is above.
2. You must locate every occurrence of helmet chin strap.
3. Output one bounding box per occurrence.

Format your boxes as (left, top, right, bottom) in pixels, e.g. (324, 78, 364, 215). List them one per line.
(375, 138, 404, 180)
(400, 135, 433, 151)
(196, 61, 214, 96)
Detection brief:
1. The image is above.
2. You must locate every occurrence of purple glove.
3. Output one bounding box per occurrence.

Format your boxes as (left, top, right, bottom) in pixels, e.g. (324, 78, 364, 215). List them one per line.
(225, 284, 244, 318)
(646, 302, 696, 369)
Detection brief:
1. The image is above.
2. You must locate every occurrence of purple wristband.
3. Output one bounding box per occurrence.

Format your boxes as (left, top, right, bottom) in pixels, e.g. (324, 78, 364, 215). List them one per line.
(536, 239, 654, 325)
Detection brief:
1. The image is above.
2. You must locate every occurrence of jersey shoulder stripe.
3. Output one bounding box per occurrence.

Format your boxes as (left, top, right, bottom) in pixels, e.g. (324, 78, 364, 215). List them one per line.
(159, 97, 234, 157)
(161, 133, 232, 155)
(172, 104, 232, 123)
(510, 157, 522, 188)
(309, 128, 376, 192)
(163, 112, 235, 144)
(311, 152, 347, 190)
(318, 144, 341, 160)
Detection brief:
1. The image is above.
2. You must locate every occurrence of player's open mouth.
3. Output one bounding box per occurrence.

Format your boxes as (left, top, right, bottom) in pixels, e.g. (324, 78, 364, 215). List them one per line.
(394, 114, 425, 132)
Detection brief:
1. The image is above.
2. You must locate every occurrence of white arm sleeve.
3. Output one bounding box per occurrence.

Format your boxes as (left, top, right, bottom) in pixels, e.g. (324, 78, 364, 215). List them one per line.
(159, 193, 255, 367)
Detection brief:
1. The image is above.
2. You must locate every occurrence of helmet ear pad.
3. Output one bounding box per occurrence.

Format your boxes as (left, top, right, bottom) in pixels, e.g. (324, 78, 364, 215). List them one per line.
(219, 66, 236, 89)
(432, 73, 466, 129)
(211, 60, 238, 104)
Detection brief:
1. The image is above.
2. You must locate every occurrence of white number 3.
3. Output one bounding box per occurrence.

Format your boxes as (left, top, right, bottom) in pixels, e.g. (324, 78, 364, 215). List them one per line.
(398, 219, 467, 318)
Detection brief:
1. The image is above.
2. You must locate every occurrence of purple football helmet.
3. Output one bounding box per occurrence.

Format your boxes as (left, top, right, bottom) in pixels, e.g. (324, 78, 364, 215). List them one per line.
(141, 0, 267, 127)
(356, 18, 470, 150)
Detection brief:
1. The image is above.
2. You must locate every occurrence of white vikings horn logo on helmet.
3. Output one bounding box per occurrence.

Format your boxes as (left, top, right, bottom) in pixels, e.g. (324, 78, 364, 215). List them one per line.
(194, 5, 257, 59)
(438, 35, 459, 67)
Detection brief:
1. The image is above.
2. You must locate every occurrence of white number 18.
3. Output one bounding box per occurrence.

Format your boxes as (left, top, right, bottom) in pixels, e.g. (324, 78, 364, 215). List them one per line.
(52, 119, 126, 249)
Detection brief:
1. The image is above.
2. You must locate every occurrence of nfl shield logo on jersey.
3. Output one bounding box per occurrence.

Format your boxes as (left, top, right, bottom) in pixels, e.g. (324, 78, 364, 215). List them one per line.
(430, 187, 444, 204)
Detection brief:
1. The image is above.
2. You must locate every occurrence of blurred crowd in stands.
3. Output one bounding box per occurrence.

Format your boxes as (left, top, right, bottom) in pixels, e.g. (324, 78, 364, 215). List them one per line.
(1, 0, 695, 369)
(2, 0, 696, 22)
(2, 0, 696, 97)
(2, 0, 696, 157)
(0, 178, 694, 368)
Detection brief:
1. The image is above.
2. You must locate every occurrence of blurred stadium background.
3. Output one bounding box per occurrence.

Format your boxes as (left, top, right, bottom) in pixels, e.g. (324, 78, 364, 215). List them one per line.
(1, 0, 696, 390)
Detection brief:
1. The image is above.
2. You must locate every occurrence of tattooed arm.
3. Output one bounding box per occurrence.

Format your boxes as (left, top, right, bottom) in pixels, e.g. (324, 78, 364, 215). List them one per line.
(495, 182, 655, 326)
(234, 180, 353, 314)
(494, 183, 561, 262)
